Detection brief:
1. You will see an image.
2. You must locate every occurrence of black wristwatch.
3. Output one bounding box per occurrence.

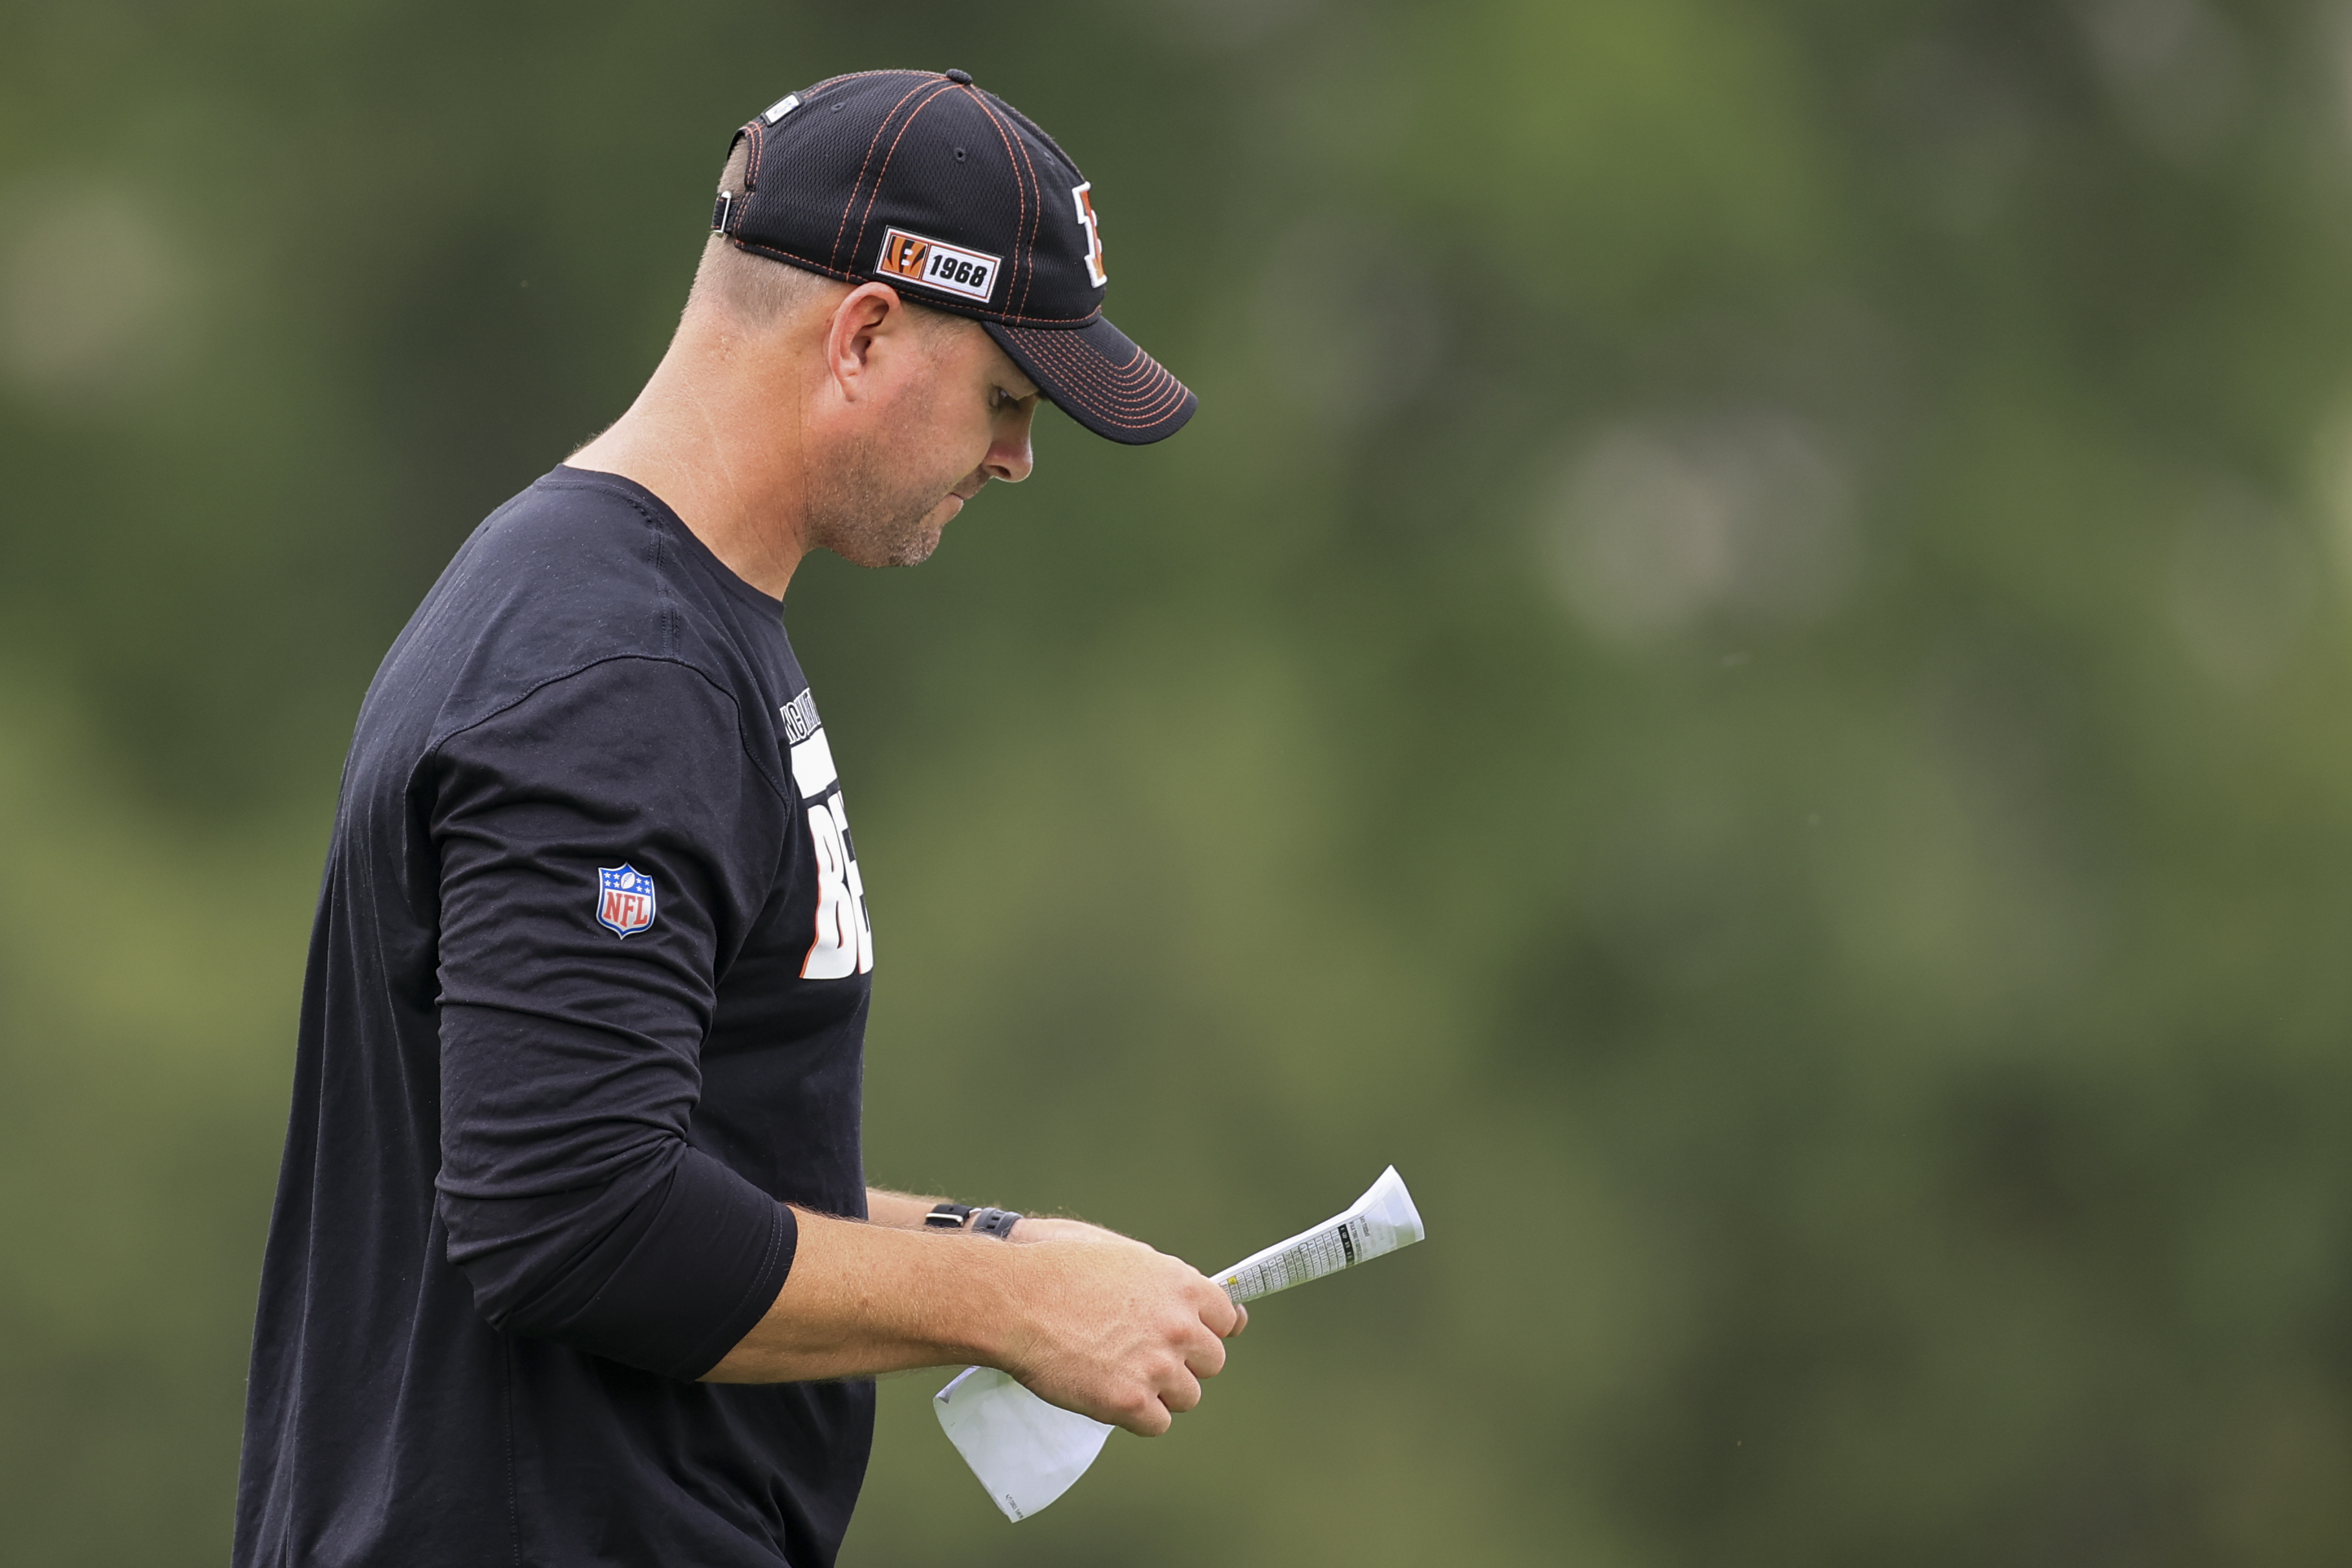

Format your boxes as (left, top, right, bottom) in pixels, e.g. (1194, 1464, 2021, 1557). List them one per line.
(925, 1201, 1022, 1239)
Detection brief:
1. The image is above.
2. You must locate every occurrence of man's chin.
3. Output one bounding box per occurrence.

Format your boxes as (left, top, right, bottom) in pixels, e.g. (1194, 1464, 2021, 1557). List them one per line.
(888, 527, 945, 568)
(883, 495, 964, 567)
(834, 521, 945, 570)
(819, 491, 962, 569)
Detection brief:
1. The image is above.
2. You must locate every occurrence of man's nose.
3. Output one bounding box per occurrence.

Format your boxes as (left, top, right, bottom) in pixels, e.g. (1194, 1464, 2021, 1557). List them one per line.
(986, 411, 1036, 484)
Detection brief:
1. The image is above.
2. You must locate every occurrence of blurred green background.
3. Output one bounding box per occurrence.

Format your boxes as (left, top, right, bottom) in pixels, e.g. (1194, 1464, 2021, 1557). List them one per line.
(8, 0, 2352, 1562)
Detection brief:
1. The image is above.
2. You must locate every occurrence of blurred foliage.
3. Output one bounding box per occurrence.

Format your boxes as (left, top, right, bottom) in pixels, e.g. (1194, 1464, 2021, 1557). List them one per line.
(9, 0, 2352, 1563)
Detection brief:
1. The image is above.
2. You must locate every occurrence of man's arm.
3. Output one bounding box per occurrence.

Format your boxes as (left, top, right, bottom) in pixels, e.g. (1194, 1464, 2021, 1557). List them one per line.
(427, 668, 1233, 1422)
(701, 1208, 1245, 1437)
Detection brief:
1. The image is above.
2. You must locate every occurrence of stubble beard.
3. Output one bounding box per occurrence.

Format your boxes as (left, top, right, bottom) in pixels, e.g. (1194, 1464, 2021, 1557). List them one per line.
(805, 425, 964, 569)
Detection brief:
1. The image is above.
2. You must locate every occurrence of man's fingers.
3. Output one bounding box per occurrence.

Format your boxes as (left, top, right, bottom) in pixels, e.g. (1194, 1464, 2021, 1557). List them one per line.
(1185, 1331, 1227, 1382)
(1159, 1368, 1205, 1415)
(1196, 1280, 1244, 1337)
(1119, 1394, 1174, 1437)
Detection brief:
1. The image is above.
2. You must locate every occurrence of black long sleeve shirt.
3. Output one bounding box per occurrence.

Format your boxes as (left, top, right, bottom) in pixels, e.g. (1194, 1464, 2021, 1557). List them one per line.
(235, 467, 877, 1567)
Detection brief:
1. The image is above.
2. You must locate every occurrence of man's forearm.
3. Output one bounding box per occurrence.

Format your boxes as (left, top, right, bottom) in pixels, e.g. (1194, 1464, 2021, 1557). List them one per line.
(705, 1192, 1153, 1382)
(701, 1203, 1247, 1436)
(701, 1207, 1019, 1382)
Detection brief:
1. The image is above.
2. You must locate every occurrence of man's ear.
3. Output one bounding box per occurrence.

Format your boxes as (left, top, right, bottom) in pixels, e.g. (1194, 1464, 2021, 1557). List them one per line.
(825, 282, 910, 403)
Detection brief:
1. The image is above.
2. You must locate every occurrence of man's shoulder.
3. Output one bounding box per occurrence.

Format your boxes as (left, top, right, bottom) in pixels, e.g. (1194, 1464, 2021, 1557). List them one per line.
(449, 467, 696, 647)
(355, 469, 782, 773)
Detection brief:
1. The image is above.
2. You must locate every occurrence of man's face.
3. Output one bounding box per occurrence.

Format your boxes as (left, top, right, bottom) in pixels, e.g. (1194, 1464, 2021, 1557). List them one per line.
(806, 310, 1040, 569)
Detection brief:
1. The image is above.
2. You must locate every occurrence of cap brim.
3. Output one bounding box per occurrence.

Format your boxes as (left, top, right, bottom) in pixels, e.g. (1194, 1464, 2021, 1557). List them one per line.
(984, 316, 1196, 445)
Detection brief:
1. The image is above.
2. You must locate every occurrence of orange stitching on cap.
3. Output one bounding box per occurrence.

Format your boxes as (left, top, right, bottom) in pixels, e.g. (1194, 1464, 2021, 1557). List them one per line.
(1006, 116, 1050, 314)
(1020, 344, 1186, 415)
(848, 82, 960, 276)
(1048, 378, 1185, 417)
(987, 306, 1099, 326)
(1046, 380, 1191, 429)
(1011, 334, 1191, 426)
(967, 91, 1043, 315)
(1028, 332, 1147, 375)
(1047, 394, 1186, 431)
(740, 121, 764, 194)
(963, 89, 1030, 312)
(732, 237, 860, 284)
(978, 299, 1104, 327)
(1007, 326, 1143, 367)
(1026, 350, 1155, 393)
(832, 78, 936, 271)
(1019, 332, 1166, 386)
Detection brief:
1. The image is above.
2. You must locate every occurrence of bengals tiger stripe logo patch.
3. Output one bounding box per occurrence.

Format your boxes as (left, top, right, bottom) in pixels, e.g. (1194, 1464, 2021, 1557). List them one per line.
(876, 227, 1001, 304)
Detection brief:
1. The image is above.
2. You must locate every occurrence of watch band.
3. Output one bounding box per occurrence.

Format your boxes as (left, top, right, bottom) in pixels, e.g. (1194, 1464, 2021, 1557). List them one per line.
(969, 1207, 1022, 1240)
(924, 1203, 974, 1229)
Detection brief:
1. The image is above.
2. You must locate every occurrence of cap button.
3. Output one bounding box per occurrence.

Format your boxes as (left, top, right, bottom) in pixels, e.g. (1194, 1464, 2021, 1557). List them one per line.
(944, 68, 974, 85)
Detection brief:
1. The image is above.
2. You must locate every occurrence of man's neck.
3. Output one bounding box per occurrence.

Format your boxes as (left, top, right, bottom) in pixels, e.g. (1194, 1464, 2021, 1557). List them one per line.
(568, 317, 814, 599)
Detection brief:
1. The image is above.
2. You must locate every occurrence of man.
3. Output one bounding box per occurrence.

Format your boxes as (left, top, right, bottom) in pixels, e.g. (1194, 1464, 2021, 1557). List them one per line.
(234, 69, 1239, 1568)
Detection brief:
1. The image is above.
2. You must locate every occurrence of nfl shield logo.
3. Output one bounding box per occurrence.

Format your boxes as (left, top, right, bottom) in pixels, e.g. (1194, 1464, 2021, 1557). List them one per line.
(596, 865, 658, 938)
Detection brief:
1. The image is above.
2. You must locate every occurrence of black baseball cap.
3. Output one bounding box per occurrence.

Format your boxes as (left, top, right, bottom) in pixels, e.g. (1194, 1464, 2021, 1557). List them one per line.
(713, 69, 1196, 446)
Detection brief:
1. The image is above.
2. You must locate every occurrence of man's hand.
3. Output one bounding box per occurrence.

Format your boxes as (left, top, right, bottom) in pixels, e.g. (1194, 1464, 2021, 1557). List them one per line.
(704, 1206, 1244, 1434)
(997, 1240, 1246, 1436)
